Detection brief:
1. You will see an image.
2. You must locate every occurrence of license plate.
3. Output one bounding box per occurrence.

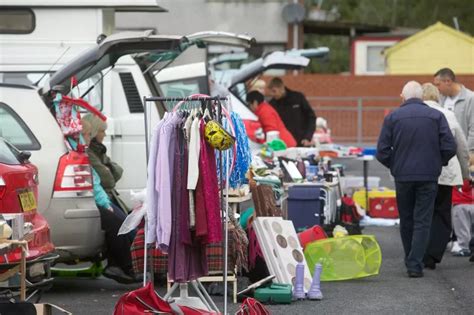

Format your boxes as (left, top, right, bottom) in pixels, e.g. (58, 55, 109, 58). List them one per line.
(18, 191, 37, 212)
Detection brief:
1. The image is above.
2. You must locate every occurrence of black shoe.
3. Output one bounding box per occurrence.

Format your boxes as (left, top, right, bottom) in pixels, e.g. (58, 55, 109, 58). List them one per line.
(470, 255, 474, 262)
(407, 271, 424, 278)
(103, 266, 140, 284)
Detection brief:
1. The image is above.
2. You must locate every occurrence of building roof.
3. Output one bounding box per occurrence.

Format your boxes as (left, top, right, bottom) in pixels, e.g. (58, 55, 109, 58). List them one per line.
(357, 27, 419, 39)
(303, 20, 390, 36)
(385, 22, 474, 56)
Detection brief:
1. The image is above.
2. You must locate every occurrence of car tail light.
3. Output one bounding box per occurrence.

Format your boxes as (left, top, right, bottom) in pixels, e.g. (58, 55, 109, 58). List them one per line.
(0, 176, 5, 199)
(53, 151, 93, 198)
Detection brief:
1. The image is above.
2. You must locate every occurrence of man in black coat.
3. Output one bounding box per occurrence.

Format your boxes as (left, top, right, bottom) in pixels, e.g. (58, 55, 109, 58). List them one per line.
(376, 81, 457, 278)
(268, 77, 316, 147)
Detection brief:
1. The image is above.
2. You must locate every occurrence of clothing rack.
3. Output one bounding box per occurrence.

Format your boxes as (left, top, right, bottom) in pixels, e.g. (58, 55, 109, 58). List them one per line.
(142, 94, 232, 314)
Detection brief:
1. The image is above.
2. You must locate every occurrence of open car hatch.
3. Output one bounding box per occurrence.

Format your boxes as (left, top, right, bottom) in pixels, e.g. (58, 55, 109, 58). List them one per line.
(42, 30, 255, 95)
(229, 47, 329, 89)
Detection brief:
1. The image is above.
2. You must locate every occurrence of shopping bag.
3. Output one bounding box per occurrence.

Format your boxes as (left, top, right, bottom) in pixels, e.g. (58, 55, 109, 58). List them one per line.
(235, 298, 270, 315)
(53, 93, 82, 136)
(113, 282, 216, 315)
(114, 282, 176, 315)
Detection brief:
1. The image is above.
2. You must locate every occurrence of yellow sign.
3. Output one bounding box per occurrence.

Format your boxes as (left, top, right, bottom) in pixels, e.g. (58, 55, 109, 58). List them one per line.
(18, 191, 36, 212)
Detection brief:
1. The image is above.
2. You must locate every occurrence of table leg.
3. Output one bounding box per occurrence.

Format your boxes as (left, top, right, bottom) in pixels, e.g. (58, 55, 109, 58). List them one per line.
(20, 246, 26, 301)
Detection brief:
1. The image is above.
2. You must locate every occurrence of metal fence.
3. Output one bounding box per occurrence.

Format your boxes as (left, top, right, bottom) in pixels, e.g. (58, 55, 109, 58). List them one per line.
(307, 96, 400, 145)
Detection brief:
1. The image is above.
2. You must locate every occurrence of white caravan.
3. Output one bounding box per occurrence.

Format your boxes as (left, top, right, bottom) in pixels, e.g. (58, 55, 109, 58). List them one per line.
(0, 2, 254, 262)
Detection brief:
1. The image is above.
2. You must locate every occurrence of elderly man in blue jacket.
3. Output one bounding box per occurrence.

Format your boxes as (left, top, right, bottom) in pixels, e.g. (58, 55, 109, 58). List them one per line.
(376, 81, 457, 278)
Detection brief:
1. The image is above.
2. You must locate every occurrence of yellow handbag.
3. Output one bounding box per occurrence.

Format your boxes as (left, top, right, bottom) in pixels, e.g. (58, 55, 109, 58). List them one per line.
(204, 119, 235, 151)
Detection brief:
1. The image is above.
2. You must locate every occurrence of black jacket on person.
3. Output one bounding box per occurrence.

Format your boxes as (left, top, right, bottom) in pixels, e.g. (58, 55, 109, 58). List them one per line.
(270, 88, 316, 145)
(376, 98, 457, 182)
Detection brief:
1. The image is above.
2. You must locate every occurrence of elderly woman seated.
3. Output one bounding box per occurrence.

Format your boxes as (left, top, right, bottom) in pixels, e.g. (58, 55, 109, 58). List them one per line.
(81, 114, 129, 215)
(81, 116, 138, 284)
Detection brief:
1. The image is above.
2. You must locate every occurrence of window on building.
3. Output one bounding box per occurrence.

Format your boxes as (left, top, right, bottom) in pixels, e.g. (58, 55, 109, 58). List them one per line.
(366, 46, 386, 72)
(0, 9, 35, 34)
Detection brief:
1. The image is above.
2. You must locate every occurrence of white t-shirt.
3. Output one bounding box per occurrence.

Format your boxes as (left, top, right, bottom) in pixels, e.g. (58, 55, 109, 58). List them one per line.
(444, 94, 460, 112)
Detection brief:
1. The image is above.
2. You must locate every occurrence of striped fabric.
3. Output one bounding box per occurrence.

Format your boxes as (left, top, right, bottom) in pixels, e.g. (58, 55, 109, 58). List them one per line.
(131, 228, 236, 275)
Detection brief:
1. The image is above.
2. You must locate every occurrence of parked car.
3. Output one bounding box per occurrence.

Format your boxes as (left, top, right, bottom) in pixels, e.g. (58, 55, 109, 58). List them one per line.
(0, 31, 254, 266)
(0, 84, 102, 263)
(0, 137, 57, 299)
(0, 2, 254, 207)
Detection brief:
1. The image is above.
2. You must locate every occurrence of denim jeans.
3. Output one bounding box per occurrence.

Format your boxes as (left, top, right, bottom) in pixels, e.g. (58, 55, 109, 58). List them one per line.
(395, 181, 438, 273)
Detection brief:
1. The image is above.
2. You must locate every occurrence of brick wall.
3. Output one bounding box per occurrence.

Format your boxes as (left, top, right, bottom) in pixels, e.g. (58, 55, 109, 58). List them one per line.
(263, 74, 474, 143)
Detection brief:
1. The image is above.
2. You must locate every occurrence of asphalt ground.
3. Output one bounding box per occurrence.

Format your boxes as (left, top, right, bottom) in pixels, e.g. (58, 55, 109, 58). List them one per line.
(39, 225, 474, 314)
(37, 158, 474, 314)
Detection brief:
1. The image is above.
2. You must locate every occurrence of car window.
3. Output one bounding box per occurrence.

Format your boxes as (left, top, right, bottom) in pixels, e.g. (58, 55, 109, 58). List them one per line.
(0, 103, 41, 151)
(0, 139, 22, 165)
(159, 77, 209, 111)
(0, 72, 103, 111)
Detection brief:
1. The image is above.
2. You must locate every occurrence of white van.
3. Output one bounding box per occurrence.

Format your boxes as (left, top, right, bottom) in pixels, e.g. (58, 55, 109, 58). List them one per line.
(0, 3, 254, 262)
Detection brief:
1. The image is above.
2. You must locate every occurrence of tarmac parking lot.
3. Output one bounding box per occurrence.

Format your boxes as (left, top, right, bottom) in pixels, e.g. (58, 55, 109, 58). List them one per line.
(41, 226, 474, 314)
(40, 160, 474, 314)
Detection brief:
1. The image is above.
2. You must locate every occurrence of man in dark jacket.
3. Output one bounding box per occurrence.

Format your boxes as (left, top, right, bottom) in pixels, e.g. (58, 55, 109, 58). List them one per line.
(268, 77, 316, 146)
(376, 81, 457, 278)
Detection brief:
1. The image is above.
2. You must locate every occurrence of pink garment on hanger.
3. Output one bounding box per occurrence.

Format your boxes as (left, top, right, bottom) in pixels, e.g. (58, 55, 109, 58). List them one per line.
(197, 120, 222, 244)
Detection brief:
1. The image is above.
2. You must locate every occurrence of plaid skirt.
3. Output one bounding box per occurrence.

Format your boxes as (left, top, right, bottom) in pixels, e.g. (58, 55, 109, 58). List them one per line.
(131, 228, 237, 276)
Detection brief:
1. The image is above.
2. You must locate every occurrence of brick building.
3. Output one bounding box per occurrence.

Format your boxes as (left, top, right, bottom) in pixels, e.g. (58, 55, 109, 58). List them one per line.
(267, 74, 474, 144)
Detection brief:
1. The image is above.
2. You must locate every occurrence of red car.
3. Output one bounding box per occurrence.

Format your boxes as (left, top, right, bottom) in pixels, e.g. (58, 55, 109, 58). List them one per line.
(0, 138, 56, 299)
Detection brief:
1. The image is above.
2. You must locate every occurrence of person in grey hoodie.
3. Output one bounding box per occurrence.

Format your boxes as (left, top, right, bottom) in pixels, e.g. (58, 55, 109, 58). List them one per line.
(434, 68, 474, 155)
(421, 83, 470, 269)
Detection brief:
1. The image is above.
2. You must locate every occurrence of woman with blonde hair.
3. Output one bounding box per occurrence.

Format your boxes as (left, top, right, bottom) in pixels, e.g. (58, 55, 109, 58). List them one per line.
(81, 116, 139, 284)
(81, 114, 129, 214)
(421, 83, 470, 268)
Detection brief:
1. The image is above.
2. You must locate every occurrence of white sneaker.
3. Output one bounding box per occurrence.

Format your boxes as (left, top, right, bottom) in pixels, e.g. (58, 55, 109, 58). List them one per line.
(450, 241, 462, 253)
(446, 241, 453, 251)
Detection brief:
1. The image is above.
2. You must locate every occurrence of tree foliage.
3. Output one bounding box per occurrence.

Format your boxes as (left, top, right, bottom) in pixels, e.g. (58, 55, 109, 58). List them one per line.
(304, 0, 474, 73)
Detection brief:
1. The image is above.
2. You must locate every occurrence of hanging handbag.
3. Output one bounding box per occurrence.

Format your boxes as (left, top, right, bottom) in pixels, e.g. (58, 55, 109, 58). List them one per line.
(204, 119, 235, 151)
(53, 93, 82, 136)
(235, 298, 270, 315)
(53, 92, 107, 139)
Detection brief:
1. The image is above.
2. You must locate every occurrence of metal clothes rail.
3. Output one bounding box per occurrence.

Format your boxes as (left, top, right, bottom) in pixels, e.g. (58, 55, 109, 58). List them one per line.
(142, 95, 232, 314)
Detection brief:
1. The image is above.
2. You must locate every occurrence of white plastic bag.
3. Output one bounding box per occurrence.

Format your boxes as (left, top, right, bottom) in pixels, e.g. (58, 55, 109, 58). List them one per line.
(118, 189, 147, 235)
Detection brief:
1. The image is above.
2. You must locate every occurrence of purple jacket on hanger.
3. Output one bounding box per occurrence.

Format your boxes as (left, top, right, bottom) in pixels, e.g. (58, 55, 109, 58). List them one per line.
(145, 113, 168, 245)
(155, 113, 181, 252)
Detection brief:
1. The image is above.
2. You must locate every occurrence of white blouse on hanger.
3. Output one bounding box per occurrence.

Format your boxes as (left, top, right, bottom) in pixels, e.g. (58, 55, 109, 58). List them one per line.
(187, 116, 201, 189)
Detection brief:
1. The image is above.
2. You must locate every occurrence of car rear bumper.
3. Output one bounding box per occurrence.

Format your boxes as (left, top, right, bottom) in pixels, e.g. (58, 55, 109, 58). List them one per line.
(43, 197, 104, 261)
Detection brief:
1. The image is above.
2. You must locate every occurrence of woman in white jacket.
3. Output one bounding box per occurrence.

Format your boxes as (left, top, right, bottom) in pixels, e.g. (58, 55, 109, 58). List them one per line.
(422, 83, 470, 269)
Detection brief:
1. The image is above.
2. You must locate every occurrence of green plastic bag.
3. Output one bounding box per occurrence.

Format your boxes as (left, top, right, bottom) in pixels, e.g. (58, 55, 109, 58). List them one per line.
(267, 139, 287, 151)
(304, 235, 382, 281)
